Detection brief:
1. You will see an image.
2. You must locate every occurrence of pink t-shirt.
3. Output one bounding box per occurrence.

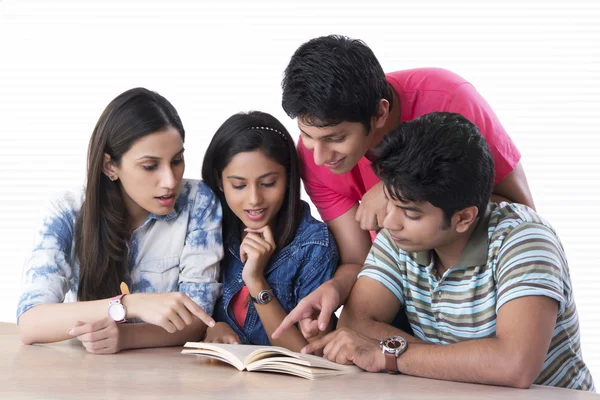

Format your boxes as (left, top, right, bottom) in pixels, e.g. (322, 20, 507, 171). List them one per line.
(299, 68, 521, 222)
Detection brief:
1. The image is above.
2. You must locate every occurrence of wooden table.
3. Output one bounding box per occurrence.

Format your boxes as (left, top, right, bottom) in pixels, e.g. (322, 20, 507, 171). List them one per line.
(0, 323, 596, 399)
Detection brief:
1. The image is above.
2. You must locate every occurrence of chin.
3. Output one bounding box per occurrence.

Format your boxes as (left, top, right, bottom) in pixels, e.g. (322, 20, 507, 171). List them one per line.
(153, 210, 171, 216)
(395, 242, 425, 253)
(238, 213, 263, 227)
(330, 163, 352, 175)
(334, 155, 362, 174)
(151, 206, 175, 216)
(244, 220, 269, 230)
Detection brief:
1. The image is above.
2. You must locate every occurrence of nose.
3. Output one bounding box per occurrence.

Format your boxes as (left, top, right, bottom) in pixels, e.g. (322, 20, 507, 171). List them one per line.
(249, 185, 263, 206)
(382, 205, 403, 232)
(160, 166, 177, 190)
(313, 142, 329, 166)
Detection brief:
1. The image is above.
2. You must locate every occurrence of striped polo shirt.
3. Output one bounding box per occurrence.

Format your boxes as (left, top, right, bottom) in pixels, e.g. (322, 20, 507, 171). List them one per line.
(358, 202, 594, 391)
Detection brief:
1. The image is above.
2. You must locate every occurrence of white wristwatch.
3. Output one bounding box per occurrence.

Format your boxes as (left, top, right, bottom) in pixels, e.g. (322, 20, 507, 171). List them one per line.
(108, 294, 127, 323)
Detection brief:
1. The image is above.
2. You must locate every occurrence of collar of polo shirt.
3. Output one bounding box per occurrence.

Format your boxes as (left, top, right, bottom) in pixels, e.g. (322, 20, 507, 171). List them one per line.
(414, 204, 493, 269)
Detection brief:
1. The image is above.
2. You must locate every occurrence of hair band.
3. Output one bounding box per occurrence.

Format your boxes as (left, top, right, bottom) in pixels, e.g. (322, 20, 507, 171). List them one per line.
(247, 126, 287, 141)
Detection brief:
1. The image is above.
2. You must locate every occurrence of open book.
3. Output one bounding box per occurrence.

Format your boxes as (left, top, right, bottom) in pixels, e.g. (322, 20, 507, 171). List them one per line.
(182, 342, 361, 380)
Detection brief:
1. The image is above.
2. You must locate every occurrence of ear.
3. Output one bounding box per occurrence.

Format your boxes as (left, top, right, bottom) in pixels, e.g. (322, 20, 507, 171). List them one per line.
(102, 153, 118, 181)
(215, 173, 223, 192)
(453, 206, 479, 233)
(371, 98, 390, 131)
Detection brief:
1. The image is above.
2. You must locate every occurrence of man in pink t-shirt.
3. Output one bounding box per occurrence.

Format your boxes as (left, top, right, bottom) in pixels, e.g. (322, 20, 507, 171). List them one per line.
(272, 35, 535, 341)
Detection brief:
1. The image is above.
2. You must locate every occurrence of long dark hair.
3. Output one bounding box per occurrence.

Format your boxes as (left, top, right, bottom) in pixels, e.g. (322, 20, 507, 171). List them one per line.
(75, 87, 185, 301)
(201, 111, 301, 249)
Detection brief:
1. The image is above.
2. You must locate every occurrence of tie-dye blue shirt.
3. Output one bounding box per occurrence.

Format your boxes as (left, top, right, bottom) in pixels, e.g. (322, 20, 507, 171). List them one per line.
(17, 179, 223, 321)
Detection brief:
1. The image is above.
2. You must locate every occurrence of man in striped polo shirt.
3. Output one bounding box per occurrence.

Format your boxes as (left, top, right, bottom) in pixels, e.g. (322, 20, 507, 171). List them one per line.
(303, 112, 594, 391)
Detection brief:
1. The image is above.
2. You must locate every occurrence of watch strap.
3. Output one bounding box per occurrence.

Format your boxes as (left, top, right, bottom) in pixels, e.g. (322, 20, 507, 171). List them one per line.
(110, 294, 126, 304)
(380, 336, 407, 374)
(385, 352, 400, 374)
(108, 294, 127, 323)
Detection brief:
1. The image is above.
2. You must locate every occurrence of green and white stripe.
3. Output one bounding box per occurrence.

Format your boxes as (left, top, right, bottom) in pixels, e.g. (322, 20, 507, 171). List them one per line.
(358, 202, 594, 391)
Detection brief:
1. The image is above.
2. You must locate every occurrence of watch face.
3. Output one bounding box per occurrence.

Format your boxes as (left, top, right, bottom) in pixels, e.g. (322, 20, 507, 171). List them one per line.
(386, 339, 403, 349)
(258, 290, 273, 304)
(382, 336, 407, 352)
(108, 303, 126, 321)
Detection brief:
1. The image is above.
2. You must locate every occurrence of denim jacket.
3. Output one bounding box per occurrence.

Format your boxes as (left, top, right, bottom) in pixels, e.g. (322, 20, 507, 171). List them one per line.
(214, 201, 338, 345)
(17, 179, 223, 321)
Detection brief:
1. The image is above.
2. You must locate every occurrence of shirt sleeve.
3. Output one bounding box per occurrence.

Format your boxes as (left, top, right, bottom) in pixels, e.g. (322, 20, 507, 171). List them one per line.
(17, 193, 78, 322)
(297, 138, 357, 221)
(295, 232, 339, 302)
(357, 230, 406, 307)
(178, 182, 224, 316)
(495, 222, 569, 315)
(445, 83, 521, 184)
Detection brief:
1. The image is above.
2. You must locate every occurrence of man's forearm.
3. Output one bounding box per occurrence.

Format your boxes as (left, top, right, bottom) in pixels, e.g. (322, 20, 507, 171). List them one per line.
(120, 319, 206, 350)
(338, 314, 425, 344)
(396, 338, 538, 389)
(358, 319, 423, 343)
(331, 263, 363, 305)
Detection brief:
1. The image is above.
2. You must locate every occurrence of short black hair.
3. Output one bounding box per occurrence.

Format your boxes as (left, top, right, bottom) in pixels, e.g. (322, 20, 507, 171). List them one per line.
(282, 35, 393, 133)
(201, 111, 301, 249)
(372, 112, 494, 227)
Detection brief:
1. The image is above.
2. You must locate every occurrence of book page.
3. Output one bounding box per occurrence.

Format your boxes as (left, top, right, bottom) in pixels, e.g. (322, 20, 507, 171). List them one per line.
(182, 343, 361, 379)
(183, 343, 280, 370)
(247, 356, 361, 380)
(247, 346, 360, 371)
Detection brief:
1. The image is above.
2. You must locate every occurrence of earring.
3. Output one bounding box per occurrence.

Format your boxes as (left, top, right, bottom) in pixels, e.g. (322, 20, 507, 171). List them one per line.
(109, 175, 116, 181)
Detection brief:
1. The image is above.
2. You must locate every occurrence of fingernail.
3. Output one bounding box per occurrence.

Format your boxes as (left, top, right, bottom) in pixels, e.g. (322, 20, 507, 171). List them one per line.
(209, 320, 215, 327)
(67, 328, 74, 336)
(300, 347, 307, 354)
(319, 323, 327, 330)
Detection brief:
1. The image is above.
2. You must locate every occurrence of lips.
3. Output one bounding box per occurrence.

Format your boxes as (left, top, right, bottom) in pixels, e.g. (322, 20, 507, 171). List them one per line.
(324, 157, 345, 168)
(156, 193, 175, 207)
(390, 233, 408, 243)
(244, 208, 267, 221)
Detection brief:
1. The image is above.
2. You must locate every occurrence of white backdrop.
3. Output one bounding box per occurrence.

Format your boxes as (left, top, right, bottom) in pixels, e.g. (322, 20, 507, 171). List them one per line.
(1, 0, 598, 383)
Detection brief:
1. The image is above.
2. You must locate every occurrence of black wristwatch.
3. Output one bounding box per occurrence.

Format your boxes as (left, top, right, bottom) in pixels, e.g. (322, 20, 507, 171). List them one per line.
(380, 336, 408, 374)
(248, 288, 274, 305)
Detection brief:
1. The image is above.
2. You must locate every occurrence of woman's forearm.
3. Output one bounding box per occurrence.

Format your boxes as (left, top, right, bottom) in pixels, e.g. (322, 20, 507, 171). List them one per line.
(246, 278, 307, 352)
(18, 299, 113, 344)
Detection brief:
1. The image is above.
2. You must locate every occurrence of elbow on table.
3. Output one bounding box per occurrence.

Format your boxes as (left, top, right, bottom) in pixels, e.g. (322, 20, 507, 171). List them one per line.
(17, 313, 39, 345)
(505, 375, 534, 390)
(18, 323, 36, 345)
(503, 357, 542, 389)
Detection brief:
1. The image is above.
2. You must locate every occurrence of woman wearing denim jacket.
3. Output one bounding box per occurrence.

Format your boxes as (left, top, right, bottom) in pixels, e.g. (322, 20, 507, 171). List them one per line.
(201, 111, 339, 352)
(17, 88, 222, 353)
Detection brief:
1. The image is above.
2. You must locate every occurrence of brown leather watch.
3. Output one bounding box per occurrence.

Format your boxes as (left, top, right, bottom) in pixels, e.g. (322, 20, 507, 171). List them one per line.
(380, 336, 407, 374)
